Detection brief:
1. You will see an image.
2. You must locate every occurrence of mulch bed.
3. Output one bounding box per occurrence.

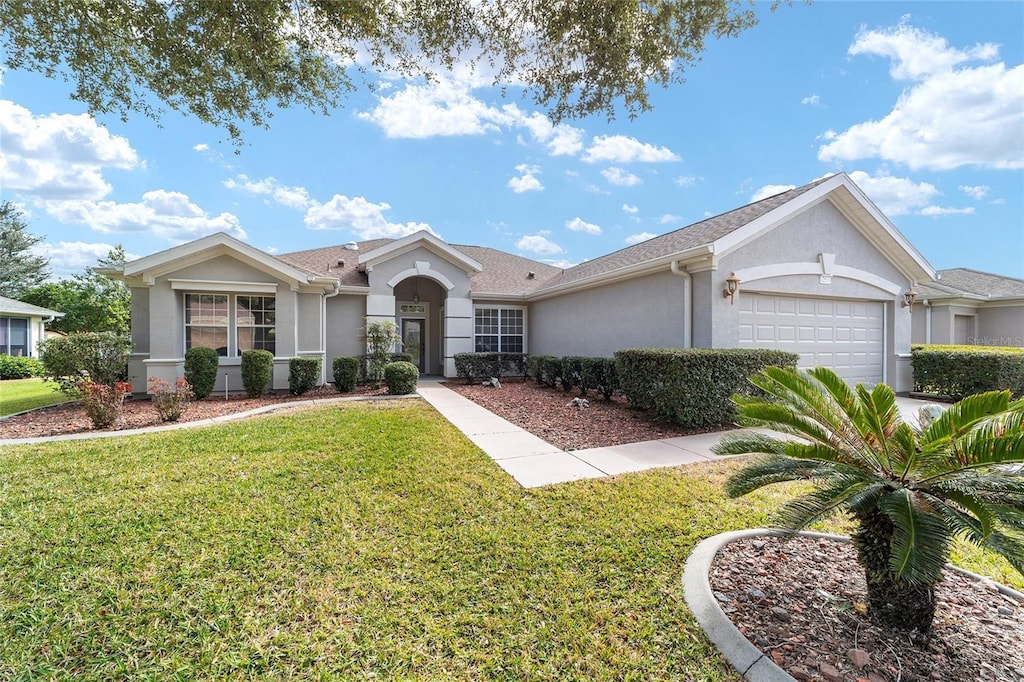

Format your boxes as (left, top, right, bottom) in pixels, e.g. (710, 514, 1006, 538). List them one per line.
(443, 377, 725, 450)
(711, 536, 1024, 682)
(0, 384, 388, 440)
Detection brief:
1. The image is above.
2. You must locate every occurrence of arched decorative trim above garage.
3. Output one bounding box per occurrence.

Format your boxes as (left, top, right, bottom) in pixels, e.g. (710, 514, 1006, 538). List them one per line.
(730, 254, 902, 296)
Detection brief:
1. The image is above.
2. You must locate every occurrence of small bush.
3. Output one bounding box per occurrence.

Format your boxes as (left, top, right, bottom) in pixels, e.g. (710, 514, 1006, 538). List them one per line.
(364, 320, 401, 387)
(333, 356, 359, 392)
(384, 361, 419, 395)
(79, 380, 133, 429)
(540, 356, 562, 388)
(453, 353, 528, 383)
(184, 347, 220, 399)
(560, 356, 584, 393)
(526, 355, 549, 385)
(288, 357, 321, 395)
(912, 344, 1024, 400)
(0, 355, 42, 380)
(240, 349, 274, 397)
(38, 332, 131, 397)
(149, 376, 194, 422)
(615, 348, 799, 428)
(580, 357, 619, 401)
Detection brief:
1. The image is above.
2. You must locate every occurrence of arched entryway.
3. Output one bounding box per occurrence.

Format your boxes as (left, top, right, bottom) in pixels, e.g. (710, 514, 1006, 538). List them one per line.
(392, 276, 445, 375)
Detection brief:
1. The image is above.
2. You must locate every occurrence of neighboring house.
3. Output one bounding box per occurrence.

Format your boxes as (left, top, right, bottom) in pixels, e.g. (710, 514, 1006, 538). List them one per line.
(0, 296, 64, 358)
(106, 172, 939, 394)
(911, 269, 1024, 348)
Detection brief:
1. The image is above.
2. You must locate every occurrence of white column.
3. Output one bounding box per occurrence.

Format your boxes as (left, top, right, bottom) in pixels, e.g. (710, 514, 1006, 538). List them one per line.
(444, 296, 473, 377)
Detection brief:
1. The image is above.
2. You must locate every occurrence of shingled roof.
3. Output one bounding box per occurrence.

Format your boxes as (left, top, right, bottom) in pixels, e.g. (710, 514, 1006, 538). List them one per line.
(0, 295, 64, 317)
(534, 176, 834, 292)
(916, 268, 1024, 300)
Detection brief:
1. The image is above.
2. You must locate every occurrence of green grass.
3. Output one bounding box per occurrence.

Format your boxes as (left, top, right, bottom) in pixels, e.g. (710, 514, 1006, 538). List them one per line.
(0, 401, 1020, 680)
(0, 377, 70, 416)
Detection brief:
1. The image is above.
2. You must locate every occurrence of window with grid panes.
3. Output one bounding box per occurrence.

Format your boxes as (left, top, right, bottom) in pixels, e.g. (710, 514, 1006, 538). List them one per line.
(236, 295, 276, 355)
(474, 308, 523, 352)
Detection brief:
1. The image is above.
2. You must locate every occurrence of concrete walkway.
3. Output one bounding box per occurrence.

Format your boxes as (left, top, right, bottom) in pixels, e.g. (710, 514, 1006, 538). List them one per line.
(417, 379, 943, 489)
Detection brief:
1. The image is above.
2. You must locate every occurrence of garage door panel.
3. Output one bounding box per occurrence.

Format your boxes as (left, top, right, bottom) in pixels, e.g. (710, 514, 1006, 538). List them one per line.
(738, 293, 884, 386)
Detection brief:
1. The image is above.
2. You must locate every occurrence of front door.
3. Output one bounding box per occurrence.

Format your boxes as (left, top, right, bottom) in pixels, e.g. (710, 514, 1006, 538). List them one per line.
(402, 318, 425, 372)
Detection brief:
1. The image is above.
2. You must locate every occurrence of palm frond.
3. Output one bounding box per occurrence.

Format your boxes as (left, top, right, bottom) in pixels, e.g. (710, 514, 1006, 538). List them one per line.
(712, 431, 788, 457)
(724, 454, 825, 497)
(772, 478, 879, 532)
(879, 489, 951, 584)
(919, 390, 1012, 447)
(919, 488, 997, 538)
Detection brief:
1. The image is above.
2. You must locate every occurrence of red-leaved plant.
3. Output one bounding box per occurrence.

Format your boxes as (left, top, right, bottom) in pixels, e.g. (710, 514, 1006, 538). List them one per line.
(148, 377, 194, 422)
(78, 380, 134, 429)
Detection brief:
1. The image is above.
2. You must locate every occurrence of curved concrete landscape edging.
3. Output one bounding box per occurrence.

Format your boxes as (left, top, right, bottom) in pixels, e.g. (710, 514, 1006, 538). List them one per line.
(683, 529, 1024, 682)
(0, 393, 419, 447)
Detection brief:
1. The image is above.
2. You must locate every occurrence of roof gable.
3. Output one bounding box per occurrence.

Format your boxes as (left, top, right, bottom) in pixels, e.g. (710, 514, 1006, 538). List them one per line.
(357, 230, 483, 274)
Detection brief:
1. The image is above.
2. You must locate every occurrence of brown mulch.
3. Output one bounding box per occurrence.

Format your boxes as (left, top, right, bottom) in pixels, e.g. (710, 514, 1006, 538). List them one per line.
(5, 377, 1023, 682)
(444, 376, 725, 450)
(0, 384, 388, 440)
(711, 536, 1024, 682)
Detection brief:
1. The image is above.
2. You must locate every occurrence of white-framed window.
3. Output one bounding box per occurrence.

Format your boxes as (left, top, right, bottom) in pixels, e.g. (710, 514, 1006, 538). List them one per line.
(184, 293, 276, 357)
(474, 307, 525, 353)
(0, 317, 29, 356)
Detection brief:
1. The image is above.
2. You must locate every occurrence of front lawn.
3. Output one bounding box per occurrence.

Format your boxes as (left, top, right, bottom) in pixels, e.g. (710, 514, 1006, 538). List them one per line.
(0, 377, 70, 417)
(1, 401, 1019, 680)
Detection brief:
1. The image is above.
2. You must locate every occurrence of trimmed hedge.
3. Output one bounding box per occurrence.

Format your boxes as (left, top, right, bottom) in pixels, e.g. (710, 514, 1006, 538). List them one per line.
(453, 352, 528, 383)
(0, 354, 42, 380)
(333, 356, 359, 393)
(540, 356, 562, 388)
(384, 361, 419, 395)
(359, 353, 413, 384)
(580, 357, 619, 401)
(240, 349, 274, 397)
(615, 348, 799, 428)
(912, 344, 1024, 400)
(184, 347, 220, 399)
(288, 357, 321, 395)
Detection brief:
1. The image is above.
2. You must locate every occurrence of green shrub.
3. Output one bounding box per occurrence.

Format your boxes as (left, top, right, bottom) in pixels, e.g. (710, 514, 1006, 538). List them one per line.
(288, 357, 321, 395)
(0, 354, 42, 380)
(526, 354, 550, 384)
(79, 380, 133, 429)
(912, 344, 1024, 400)
(240, 349, 274, 397)
(184, 347, 220, 399)
(560, 356, 584, 394)
(614, 348, 799, 428)
(454, 352, 528, 383)
(540, 356, 562, 388)
(580, 357, 619, 401)
(384, 361, 419, 395)
(333, 356, 359, 393)
(37, 332, 132, 397)
(364, 320, 402, 387)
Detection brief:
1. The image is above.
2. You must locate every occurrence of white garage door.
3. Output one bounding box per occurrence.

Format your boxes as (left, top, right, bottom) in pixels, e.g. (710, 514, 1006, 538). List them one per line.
(738, 293, 884, 386)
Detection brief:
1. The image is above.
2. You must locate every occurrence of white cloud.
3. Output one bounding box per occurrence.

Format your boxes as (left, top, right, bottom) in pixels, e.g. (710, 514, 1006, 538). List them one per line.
(44, 190, 247, 242)
(193, 143, 209, 152)
(918, 205, 976, 216)
(508, 164, 544, 193)
(959, 184, 990, 200)
(516, 234, 563, 255)
(565, 217, 601, 235)
(751, 184, 796, 202)
(223, 174, 313, 210)
(848, 170, 939, 216)
(304, 194, 434, 239)
(659, 214, 682, 225)
(625, 232, 657, 245)
(801, 94, 822, 106)
(357, 77, 585, 157)
(601, 167, 642, 187)
(32, 241, 139, 279)
(674, 175, 701, 188)
(582, 135, 680, 164)
(542, 257, 577, 269)
(0, 99, 138, 201)
(621, 204, 639, 214)
(819, 21, 1023, 170)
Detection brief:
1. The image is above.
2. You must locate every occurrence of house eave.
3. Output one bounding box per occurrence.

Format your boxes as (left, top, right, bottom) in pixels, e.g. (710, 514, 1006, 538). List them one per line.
(358, 230, 483, 274)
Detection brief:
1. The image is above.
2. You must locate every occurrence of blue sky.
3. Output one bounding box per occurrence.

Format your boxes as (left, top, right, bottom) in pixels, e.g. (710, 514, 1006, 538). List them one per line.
(2, 1, 1022, 280)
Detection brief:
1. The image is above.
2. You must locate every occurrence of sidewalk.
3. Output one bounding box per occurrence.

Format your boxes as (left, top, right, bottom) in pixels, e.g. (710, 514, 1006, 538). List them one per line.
(417, 379, 942, 489)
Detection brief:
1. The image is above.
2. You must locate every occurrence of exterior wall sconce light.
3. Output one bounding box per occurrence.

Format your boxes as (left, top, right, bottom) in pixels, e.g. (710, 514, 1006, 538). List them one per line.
(901, 288, 918, 308)
(723, 273, 741, 304)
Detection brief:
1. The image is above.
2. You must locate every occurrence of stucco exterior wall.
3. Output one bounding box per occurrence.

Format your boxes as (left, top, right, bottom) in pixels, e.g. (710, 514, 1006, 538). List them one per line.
(529, 270, 687, 357)
(325, 294, 367, 365)
(977, 305, 1024, 347)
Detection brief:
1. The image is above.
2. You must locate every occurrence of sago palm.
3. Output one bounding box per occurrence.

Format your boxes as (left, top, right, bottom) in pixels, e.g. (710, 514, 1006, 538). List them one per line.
(713, 366, 1024, 634)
